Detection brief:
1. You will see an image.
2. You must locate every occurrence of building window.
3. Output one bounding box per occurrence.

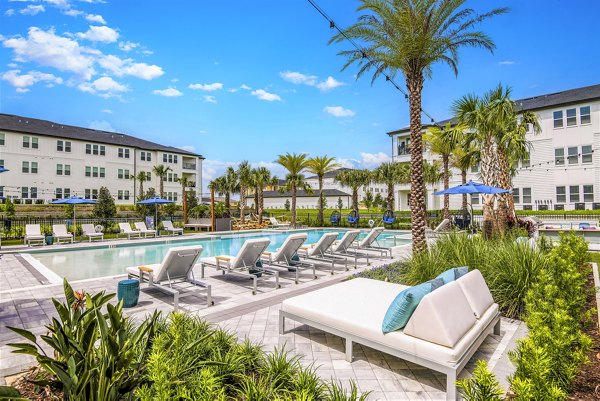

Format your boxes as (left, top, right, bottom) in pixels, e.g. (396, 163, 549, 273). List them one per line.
(57, 164, 63, 175)
(85, 189, 99, 200)
(23, 136, 30, 148)
(124, 190, 130, 200)
(65, 165, 71, 176)
(100, 167, 105, 178)
(522, 188, 532, 204)
(86, 144, 105, 155)
(56, 140, 72, 152)
(118, 169, 130, 179)
(118, 148, 130, 158)
(521, 152, 530, 168)
(163, 153, 167, 162)
(556, 186, 566, 203)
(174, 155, 178, 164)
(582, 145, 593, 164)
(553, 110, 564, 128)
(583, 185, 594, 202)
(24, 136, 39, 149)
(31, 162, 38, 174)
(513, 188, 520, 204)
(56, 188, 62, 199)
(85, 166, 91, 177)
(580, 106, 591, 125)
(30, 186, 38, 198)
(567, 146, 578, 165)
(555, 148, 565, 165)
(0, 133, 4, 145)
(56, 164, 71, 176)
(141, 151, 152, 161)
(566, 108, 577, 126)
(0, 186, 3, 197)
(146, 172, 151, 180)
(118, 190, 123, 200)
(570, 185, 580, 203)
(470, 194, 480, 205)
(0, 160, 3, 168)
(22, 187, 28, 199)
(22, 161, 29, 173)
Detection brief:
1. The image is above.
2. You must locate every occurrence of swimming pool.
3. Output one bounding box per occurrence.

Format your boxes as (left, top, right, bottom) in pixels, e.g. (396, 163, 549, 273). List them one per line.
(26, 229, 411, 281)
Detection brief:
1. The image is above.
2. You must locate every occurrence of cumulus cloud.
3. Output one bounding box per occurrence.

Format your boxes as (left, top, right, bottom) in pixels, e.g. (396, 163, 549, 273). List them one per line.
(20, 5, 45, 15)
(498, 60, 516, 65)
(316, 76, 345, 91)
(5, 9, 15, 16)
(2, 69, 63, 91)
(152, 87, 182, 97)
(179, 145, 196, 152)
(101, 108, 112, 114)
(251, 89, 281, 102)
(63, 9, 83, 17)
(203, 95, 217, 103)
(280, 71, 317, 85)
(118, 41, 138, 52)
(240, 84, 251, 90)
(88, 120, 116, 132)
(77, 25, 119, 43)
(324, 106, 355, 117)
(189, 82, 223, 91)
(3, 27, 96, 80)
(98, 54, 163, 79)
(335, 152, 391, 170)
(78, 76, 128, 97)
(86, 13, 105, 24)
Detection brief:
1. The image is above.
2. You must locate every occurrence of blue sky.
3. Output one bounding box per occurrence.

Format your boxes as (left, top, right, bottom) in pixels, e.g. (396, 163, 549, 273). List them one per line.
(1, 0, 599, 194)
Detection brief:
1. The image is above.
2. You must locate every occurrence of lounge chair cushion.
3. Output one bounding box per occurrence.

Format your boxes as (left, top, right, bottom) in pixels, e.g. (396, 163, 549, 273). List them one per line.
(381, 278, 444, 333)
(404, 281, 476, 348)
(456, 270, 494, 319)
(435, 266, 469, 284)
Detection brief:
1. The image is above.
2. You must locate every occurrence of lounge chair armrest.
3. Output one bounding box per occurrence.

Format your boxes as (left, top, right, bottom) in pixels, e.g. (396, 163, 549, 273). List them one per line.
(215, 256, 231, 261)
(138, 266, 153, 273)
(262, 251, 272, 255)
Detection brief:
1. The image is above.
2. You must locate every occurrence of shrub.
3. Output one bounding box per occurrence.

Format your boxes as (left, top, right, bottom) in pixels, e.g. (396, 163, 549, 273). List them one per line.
(456, 360, 504, 401)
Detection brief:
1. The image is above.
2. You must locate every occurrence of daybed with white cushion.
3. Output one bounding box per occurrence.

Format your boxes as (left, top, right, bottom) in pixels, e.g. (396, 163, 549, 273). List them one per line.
(279, 270, 500, 400)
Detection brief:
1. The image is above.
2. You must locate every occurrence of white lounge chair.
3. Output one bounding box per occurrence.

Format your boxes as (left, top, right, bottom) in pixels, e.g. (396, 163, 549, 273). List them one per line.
(52, 224, 74, 244)
(297, 232, 348, 274)
(81, 224, 104, 242)
(119, 222, 142, 239)
(330, 230, 369, 266)
(357, 227, 392, 258)
(279, 270, 501, 401)
(127, 245, 212, 310)
(261, 233, 315, 284)
(24, 224, 45, 246)
(162, 220, 183, 236)
(268, 217, 291, 229)
(200, 238, 279, 295)
(134, 222, 157, 238)
(426, 218, 451, 238)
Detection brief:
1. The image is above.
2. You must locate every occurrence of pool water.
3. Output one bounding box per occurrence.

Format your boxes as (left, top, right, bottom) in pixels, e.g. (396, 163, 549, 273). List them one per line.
(28, 229, 410, 281)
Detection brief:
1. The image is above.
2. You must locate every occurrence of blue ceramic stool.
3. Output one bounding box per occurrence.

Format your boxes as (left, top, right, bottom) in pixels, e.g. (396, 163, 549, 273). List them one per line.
(117, 279, 140, 308)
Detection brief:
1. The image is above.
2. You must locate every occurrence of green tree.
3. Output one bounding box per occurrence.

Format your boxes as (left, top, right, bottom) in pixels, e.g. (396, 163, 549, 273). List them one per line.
(373, 162, 409, 211)
(236, 161, 253, 223)
(275, 153, 311, 226)
(252, 167, 277, 224)
(337, 197, 344, 210)
(176, 176, 191, 224)
(450, 144, 479, 214)
(334, 169, 371, 211)
(224, 167, 238, 218)
(307, 155, 339, 226)
(363, 190, 374, 211)
(132, 171, 148, 199)
(135, 188, 157, 218)
(332, 0, 507, 252)
(92, 187, 117, 226)
(374, 193, 385, 210)
(284, 199, 291, 211)
(4, 197, 16, 218)
(152, 164, 172, 198)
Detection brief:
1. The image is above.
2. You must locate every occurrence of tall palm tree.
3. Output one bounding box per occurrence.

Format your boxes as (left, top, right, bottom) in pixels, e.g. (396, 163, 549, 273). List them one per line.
(236, 161, 253, 223)
(132, 171, 148, 199)
(152, 164, 172, 198)
(252, 167, 278, 224)
(450, 144, 479, 214)
(275, 153, 311, 227)
(424, 123, 466, 220)
(222, 167, 238, 218)
(306, 156, 339, 226)
(176, 176, 191, 224)
(335, 169, 372, 211)
(372, 162, 409, 211)
(331, 0, 507, 252)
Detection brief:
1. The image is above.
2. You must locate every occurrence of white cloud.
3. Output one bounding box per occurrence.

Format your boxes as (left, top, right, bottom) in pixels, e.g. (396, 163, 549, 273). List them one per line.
(152, 87, 182, 97)
(179, 145, 196, 152)
(86, 13, 105, 24)
(316, 76, 345, 91)
(324, 106, 355, 117)
(171, 78, 179, 82)
(199, 130, 207, 134)
(118, 41, 138, 52)
(280, 70, 317, 85)
(3, 27, 96, 80)
(20, 5, 45, 15)
(498, 60, 516, 65)
(101, 108, 112, 114)
(240, 84, 251, 90)
(335, 152, 391, 170)
(141, 49, 153, 55)
(5, 9, 15, 16)
(2, 69, 63, 90)
(98, 54, 163, 79)
(189, 82, 223, 91)
(63, 8, 82, 17)
(78, 76, 128, 97)
(77, 25, 118, 43)
(251, 89, 281, 102)
(203, 95, 217, 103)
(88, 119, 116, 132)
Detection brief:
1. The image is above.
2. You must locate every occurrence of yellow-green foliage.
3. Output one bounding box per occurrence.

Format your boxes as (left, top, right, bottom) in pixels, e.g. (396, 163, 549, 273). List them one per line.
(456, 360, 504, 401)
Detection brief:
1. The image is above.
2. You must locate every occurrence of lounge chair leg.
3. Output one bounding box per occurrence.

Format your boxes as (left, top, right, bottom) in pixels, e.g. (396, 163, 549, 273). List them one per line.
(295, 269, 299, 285)
(173, 293, 179, 311)
(494, 318, 501, 335)
(345, 338, 353, 362)
(313, 265, 317, 279)
(276, 271, 281, 289)
(279, 313, 285, 334)
(207, 285, 213, 307)
(446, 370, 458, 400)
(200, 263, 205, 279)
(252, 277, 257, 295)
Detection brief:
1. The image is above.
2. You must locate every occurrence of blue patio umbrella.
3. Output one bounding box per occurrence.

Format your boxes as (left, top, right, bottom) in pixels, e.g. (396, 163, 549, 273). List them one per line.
(433, 181, 511, 195)
(51, 196, 98, 232)
(136, 196, 174, 229)
(0, 167, 9, 173)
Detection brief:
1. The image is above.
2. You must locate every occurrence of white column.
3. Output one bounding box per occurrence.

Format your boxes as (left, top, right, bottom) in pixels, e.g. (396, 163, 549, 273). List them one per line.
(196, 157, 203, 197)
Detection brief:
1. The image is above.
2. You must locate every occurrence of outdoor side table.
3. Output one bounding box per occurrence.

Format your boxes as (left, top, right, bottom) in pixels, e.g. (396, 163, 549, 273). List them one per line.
(117, 279, 140, 308)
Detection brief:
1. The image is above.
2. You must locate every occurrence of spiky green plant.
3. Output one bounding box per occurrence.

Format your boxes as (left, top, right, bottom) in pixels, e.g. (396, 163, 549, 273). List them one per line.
(456, 360, 504, 401)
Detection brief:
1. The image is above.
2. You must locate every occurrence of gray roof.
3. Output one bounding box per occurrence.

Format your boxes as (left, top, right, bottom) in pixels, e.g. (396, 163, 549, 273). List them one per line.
(387, 83, 600, 136)
(305, 167, 353, 180)
(246, 189, 351, 198)
(0, 113, 203, 158)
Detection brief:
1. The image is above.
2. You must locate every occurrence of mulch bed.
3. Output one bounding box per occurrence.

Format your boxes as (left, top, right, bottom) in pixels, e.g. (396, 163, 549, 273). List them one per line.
(9, 367, 61, 401)
(569, 267, 600, 400)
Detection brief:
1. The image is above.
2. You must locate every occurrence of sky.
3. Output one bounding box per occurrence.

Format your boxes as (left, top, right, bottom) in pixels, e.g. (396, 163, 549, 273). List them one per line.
(1, 0, 599, 194)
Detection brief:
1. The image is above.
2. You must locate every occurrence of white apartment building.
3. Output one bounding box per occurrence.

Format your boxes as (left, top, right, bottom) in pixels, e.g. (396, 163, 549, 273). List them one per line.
(0, 114, 204, 205)
(387, 83, 600, 212)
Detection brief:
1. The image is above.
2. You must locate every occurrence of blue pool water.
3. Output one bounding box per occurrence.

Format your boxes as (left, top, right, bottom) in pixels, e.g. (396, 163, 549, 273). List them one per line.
(28, 229, 410, 281)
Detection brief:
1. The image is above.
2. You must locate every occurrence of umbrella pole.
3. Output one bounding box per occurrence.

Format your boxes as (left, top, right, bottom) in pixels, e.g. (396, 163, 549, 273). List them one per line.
(73, 205, 76, 241)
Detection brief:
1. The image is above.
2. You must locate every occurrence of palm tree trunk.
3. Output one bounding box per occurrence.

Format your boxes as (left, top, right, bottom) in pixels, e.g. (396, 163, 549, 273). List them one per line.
(461, 169, 468, 213)
(480, 135, 497, 239)
(318, 176, 324, 226)
(159, 178, 164, 198)
(182, 188, 188, 224)
(442, 154, 450, 221)
(258, 189, 264, 224)
(352, 188, 359, 211)
(139, 181, 144, 198)
(225, 192, 231, 218)
(387, 183, 394, 210)
(495, 148, 510, 235)
(291, 184, 297, 227)
(239, 186, 246, 223)
(254, 190, 259, 215)
(407, 75, 427, 253)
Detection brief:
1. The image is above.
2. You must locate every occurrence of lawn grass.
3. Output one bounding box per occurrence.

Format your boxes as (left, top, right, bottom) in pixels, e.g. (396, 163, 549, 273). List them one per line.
(587, 251, 600, 264)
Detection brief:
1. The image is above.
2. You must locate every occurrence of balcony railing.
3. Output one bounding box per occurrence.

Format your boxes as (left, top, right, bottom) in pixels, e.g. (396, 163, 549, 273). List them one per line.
(182, 162, 197, 170)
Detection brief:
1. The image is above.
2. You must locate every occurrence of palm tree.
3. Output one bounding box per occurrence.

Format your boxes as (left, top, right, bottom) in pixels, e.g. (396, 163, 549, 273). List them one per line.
(450, 144, 479, 214)
(335, 169, 372, 211)
(152, 164, 172, 198)
(252, 167, 278, 224)
(236, 161, 253, 223)
(306, 156, 339, 226)
(331, 0, 507, 252)
(222, 167, 238, 218)
(424, 123, 466, 220)
(176, 176, 191, 224)
(372, 162, 409, 211)
(132, 171, 148, 198)
(275, 153, 311, 227)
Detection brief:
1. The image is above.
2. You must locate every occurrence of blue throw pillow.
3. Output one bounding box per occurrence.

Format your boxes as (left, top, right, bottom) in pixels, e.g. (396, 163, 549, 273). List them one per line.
(381, 278, 444, 333)
(435, 266, 469, 284)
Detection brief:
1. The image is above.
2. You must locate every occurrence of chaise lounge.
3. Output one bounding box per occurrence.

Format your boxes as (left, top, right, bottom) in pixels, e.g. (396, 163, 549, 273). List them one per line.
(52, 224, 74, 244)
(24, 224, 45, 246)
(261, 233, 316, 284)
(279, 269, 500, 400)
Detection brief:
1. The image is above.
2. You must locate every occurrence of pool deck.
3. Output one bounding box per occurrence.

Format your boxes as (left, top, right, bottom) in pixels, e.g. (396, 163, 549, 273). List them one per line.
(0, 236, 525, 400)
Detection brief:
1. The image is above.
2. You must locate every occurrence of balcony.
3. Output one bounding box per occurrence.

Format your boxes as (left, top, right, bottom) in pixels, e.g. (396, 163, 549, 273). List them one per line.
(183, 162, 197, 170)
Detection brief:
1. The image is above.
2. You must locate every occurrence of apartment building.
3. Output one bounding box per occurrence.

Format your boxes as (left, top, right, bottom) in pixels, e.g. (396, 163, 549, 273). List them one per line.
(387, 83, 600, 211)
(0, 113, 204, 205)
